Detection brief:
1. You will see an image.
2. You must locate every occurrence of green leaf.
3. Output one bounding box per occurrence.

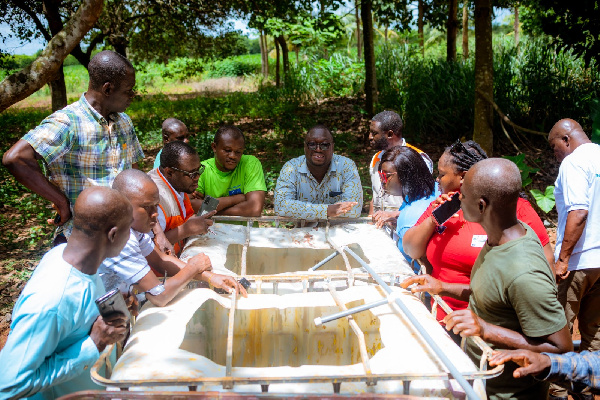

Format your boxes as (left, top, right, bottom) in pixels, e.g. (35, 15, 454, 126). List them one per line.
(530, 186, 556, 213)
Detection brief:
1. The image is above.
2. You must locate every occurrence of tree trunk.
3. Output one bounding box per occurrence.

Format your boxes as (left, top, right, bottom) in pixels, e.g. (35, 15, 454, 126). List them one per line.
(0, 0, 103, 112)
(361, 0, 377, 122)
(259, 31, 269, 79)
(514, 3, 520, 51)
(276, 36, 289, 73)
(418, 0, 425, 57)
(275, 37, 280, 88)
(447, 0, 459, 62)
(49, 66, 68, 111)
(43, 0, 68, 111)
(295, 47, 300, 65)
(384, 25, 388, 42)
(111, 37, 128, 57)
(462, 0, 469, 59)
(355, 0, 362, 60)
(473, 0, 493, 155)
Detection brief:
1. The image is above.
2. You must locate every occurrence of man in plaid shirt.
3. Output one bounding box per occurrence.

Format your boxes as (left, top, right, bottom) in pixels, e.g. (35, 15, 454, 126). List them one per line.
(3, 50, 144, 243)
(490, 349, 600, 396)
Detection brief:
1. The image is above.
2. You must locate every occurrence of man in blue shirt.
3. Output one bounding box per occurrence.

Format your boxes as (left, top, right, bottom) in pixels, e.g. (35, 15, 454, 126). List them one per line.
(0, 187, 132, 399)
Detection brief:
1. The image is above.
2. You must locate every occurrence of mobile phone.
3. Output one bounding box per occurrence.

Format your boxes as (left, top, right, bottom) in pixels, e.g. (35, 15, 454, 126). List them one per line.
(198, 196, 219, 216)
(95, 289, 130, 322)
(431, 192, 461, 226)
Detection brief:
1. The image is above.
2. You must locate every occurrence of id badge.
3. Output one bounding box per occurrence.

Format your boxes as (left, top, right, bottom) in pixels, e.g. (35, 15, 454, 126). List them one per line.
(471, 235, 487, 247)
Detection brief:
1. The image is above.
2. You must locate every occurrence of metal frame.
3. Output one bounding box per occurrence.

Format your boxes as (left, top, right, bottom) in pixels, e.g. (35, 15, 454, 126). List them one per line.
(91, 218, 502, 398)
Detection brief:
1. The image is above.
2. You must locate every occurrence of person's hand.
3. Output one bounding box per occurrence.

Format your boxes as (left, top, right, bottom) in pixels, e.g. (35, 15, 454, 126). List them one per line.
(89, 314, 129, 352)
(327, 202, 359, 218)
(189, 191, 203, 200)
(184, 210, 216, 235)
(555, 259, 570, 283)
(443, 309, 487, 338)
(188, 253, 213, 275)
(47, 201, 72, 226)
(432, 191, 459, 208)
(206, 272, 248, 298)
(123, 292, 139, 318)
(488, 350, 552, 378)
(372, 210, 399, 229)
(152, 225, 175, 256)
(400, 274, 444, 295)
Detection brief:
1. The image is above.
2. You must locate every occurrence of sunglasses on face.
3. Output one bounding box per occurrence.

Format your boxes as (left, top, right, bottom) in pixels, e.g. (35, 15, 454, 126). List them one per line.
(378, 170, 397, 184)
(170, 164, 205, 179)
(306, 142, 332, 151)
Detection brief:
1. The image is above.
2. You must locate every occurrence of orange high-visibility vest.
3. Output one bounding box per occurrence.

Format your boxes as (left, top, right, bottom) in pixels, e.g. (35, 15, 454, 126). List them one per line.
(148, 168, 195, 256)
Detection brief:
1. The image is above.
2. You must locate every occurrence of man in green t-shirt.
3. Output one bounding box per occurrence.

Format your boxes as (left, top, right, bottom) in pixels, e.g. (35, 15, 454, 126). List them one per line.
(197, 125, 266, 217)
(402, 158, 572, 400)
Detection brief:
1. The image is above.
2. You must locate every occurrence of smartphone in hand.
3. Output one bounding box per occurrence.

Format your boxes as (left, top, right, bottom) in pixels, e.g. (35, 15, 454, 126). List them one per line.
(431, 192, 461, 226)
(198, 196, 219, 216)
(95, 289, 130, 322)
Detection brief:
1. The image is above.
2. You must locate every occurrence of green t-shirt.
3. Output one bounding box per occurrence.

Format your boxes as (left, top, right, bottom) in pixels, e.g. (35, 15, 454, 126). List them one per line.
(466, 224, 566, 400)
(198, 155, 266, 198)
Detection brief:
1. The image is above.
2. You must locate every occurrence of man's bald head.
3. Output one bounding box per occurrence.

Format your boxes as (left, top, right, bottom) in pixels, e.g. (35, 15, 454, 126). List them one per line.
(72, 187, 131, 237)
(162, 118, 189, 143)
(548, 119, 590, 162)
(461, 158, 521, 224)
(112, 169, 155, 199)
(88, 50, 134, 91)
(469, 158, 521, 204)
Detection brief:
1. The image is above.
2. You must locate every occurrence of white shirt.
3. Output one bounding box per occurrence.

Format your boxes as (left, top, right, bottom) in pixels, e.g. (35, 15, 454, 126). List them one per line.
(555, 142, 600, 270)
(155, 169, 188, 232)
(99, 229, 154, 292)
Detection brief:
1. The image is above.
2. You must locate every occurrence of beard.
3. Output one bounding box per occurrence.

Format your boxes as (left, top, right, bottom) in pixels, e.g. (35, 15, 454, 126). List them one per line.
(372, 136, 389, 151)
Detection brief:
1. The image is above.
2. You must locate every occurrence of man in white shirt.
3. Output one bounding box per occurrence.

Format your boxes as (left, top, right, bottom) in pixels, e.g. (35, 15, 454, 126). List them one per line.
(99, 169, 246, 308)
(368, 110, 432, 228)
(549, 118, 600, 400)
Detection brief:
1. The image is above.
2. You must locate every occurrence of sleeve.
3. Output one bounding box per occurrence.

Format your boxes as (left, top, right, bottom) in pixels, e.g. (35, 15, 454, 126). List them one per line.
(370, 155, 383, 207)
(414, 201, 435, 226)
(196, 161, 208, 195)
(242, 156, 267, 193)
(560, 159, 591, 212)
(543, 351, 600, 391)
(517, 198, 550, 246)
(156, 205, 167, 232)
(123, 115, 144, 164)
(274, 160, 328, 219)
(138, 232, 156, 257)
(22, 112, 73, 165)
(507, 269, 567, 338)
(340, 158, 363, 217)
(0, 311, 99, 399)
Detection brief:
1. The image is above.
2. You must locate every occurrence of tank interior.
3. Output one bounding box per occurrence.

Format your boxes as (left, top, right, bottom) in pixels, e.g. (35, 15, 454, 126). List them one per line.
(223, 243, 371, 275)
(180, 299, 383, 368)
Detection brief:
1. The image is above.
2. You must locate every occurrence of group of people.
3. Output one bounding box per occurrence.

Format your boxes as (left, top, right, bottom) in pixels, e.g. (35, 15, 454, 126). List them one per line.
(0, 49, 598, 400)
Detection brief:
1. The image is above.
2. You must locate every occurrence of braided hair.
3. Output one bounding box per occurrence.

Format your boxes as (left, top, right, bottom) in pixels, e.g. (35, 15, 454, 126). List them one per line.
(446, 140, 488, 173)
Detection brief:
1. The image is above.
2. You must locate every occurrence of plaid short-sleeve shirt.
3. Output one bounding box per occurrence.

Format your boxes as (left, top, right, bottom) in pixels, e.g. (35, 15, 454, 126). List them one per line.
(22, 93, 144, 209)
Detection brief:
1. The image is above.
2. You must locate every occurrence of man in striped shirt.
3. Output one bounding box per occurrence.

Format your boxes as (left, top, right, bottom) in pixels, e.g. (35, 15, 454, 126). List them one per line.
(2, 50, 144, 243)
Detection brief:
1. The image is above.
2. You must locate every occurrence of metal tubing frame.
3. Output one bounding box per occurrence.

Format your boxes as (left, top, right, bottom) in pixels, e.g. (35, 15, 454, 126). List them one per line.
(308, 251, 339, 271)
(224, 289, 238, 388)
(211, 216, 372, 223)
(326, 284, 374, 383)
(315, 298, 388, 326)
(92, 220, 502, 393)
(342, 246, 483, 400)
(325, 223, 354, 286)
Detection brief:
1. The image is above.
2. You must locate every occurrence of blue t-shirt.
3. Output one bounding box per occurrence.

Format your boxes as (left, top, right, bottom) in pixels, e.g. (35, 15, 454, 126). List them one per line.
(0, 244, 105, 399)
(396, 184, 439, 271)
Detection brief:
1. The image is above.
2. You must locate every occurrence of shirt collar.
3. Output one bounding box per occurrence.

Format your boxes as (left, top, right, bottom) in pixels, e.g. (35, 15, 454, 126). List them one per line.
(80, 93, 119, 124)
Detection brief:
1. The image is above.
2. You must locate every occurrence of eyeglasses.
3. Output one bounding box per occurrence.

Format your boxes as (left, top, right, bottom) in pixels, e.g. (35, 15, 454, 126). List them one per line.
(378, 170, 397, 184)
(170, 165, 205, 179)
(306, 142, 332, 151)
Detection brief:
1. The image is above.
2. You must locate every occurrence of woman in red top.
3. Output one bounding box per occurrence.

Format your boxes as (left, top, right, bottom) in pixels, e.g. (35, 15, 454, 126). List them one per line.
(401, 140, 553, 341)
